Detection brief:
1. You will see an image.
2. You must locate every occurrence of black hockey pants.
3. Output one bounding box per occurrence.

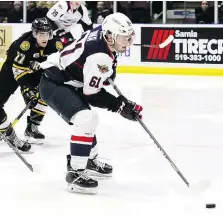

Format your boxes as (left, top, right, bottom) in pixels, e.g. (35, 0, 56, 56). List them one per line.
(39, 73, 90, 124)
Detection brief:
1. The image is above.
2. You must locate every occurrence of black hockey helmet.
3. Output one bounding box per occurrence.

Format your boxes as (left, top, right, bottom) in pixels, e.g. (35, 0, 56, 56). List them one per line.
(32, 17, 53, 39)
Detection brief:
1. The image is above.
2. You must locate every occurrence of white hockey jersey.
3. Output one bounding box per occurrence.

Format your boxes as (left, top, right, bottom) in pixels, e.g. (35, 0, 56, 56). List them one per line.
(41, 26, 117, 97)
(47, 1, 92, 32)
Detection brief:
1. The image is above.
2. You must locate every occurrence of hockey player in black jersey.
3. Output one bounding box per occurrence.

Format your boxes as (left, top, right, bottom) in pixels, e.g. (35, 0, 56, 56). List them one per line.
(39, 13, 143, 194)
(0, 17, 63, 151)
(46, 1, 93, 46)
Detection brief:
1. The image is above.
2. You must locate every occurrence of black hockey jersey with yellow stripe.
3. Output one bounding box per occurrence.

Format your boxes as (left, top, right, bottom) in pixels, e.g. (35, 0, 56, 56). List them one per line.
(4, 31, 63, 87)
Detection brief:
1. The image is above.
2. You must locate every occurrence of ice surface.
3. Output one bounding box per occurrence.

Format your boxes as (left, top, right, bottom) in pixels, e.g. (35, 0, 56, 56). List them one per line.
(0, 74, 223, 215)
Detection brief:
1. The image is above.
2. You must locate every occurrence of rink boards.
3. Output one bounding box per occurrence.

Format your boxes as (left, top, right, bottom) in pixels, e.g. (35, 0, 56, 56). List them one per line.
(1, 23, 223, 76)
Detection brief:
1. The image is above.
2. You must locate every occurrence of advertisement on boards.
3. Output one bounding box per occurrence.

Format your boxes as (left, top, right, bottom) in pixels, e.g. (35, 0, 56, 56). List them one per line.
(0, 26, 12, 61)
(141, 27, 223, 64)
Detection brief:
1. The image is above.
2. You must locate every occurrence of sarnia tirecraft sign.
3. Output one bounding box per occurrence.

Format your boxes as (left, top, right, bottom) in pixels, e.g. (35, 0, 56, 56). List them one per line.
(141, 27, 223, 64)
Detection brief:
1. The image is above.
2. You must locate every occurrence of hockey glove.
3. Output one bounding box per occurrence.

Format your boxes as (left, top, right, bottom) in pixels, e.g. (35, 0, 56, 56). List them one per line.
(116, 96, 143, 121)
(21, 86, 39, 108)
(54, 29, 74, 46)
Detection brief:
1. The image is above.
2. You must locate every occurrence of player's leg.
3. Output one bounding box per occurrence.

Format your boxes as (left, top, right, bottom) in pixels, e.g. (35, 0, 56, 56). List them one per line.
(0, 64, 31, 152)
(39, 73, 98, 193)
(86, 135, 113, 178)
(24, 93, 47, 144)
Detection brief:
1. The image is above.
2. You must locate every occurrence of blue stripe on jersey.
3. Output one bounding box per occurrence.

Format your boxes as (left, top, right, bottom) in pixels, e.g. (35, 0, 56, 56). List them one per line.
(93, 25, 102, 31)
(92, 135, 97, 148)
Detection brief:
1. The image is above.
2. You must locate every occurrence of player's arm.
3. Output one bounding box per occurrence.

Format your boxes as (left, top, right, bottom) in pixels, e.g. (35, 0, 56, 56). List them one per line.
(82, 53, 121, 111)
(12, 41, 41, 107)
(83, 53, 143, 121)
(78, 5, 93, 31)
(12, 41, 32, 86)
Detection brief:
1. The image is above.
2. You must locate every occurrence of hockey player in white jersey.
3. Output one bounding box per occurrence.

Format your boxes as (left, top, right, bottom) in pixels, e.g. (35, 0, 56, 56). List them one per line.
(47, 1, 93, 45)
(39, 13, 143, 194)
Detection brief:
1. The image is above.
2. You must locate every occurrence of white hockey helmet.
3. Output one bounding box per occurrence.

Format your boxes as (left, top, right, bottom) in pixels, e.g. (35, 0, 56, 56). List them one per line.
(102, 13, 135, 52)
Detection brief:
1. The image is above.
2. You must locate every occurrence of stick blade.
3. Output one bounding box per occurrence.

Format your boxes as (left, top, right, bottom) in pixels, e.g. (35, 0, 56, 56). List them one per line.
(169, 179, 211, 196)
(159, 35, 174, 48)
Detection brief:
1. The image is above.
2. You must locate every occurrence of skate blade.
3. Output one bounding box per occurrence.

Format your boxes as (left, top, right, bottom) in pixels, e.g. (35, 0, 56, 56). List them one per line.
(19, 150, 34, 154)
(8, 145, 34, 154)
(67, 183, 98, 195)
(86, 169, 112, 180)
(24, 136, 44, 145)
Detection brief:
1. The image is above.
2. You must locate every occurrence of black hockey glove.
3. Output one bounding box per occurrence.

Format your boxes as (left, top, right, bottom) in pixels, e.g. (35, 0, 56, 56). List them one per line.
(54, 29, 74, 46)
(21, 86, 39, 108)
(116, 96, 143, 121)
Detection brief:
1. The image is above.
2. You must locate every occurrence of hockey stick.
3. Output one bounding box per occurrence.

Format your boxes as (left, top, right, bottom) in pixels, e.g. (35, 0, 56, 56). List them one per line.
(0, 101, 32, 141)
(107, 78, 190, 187)
(0, 131, 33, 172)
(134, 35, 174, 48)
(0, 102, 33, 171)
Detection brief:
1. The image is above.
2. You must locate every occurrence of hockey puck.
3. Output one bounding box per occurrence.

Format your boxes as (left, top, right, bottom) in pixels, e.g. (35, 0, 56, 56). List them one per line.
(206, 204, 216, 209)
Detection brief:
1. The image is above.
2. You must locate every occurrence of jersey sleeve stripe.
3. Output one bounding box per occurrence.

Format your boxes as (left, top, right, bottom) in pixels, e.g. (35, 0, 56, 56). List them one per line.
(15, 71, 29, 81)
(74, 62, 83, 68)
(13, 64, 30, 71)
(61, 43, 82, 58)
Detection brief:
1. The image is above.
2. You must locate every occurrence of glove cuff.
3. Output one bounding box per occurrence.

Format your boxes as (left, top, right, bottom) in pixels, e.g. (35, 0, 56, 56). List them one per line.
(108, 95, 127, 112)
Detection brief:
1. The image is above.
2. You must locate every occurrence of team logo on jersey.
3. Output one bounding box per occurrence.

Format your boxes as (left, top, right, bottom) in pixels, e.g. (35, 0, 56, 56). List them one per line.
(20, 41, 30, 51)
(97, 64, 109, 73)
(56, 41, 63, 50)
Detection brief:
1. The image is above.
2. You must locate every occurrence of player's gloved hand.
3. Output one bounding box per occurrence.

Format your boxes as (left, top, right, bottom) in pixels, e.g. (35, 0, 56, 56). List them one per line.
(21, 86, 39, 108)
(54, 29, 67, 37)
(54, 29, 74, 46)
(116, 96, 143, 121)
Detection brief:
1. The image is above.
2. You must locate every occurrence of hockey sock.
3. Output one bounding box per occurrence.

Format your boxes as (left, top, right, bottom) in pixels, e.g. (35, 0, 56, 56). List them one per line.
(89, 135, 98, 159)
(70, 110, 98, 170)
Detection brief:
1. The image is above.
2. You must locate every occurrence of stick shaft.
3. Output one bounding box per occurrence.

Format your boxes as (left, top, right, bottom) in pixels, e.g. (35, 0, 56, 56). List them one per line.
(108, 78, 190, 187)
(0, 132, 33, 172)
(134, 44, 159, 48)
(134, 35, 174, 48)
(0, 102, 31, 140)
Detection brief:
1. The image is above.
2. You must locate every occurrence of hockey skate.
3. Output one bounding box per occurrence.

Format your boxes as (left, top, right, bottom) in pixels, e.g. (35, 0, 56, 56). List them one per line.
(86, 155, 113, 178)
(66, 155, 98, 194)
(24, 116, 45, 144)
(6, 128, 31, 153)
